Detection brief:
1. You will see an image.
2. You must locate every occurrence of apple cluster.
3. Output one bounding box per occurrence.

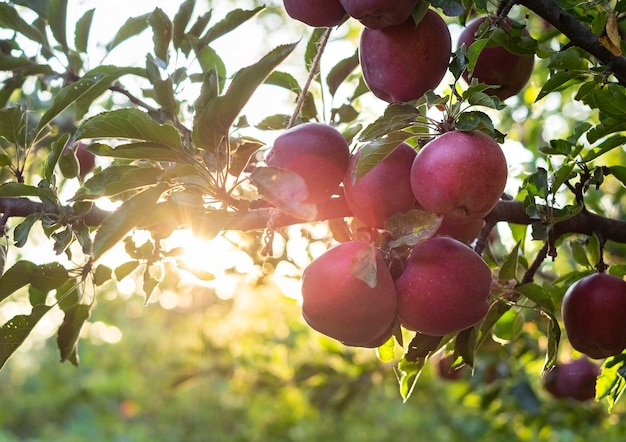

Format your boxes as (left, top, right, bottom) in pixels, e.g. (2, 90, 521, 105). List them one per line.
(264, 119, 507, 347)
(282, 1, 535, 103)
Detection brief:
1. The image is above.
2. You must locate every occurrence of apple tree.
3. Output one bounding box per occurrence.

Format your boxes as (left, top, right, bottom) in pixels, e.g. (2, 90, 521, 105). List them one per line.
(1, 0, 626, 412)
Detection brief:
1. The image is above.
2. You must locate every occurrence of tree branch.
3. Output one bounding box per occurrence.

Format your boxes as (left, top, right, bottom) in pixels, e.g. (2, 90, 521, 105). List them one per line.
(517, 0, 626, 86)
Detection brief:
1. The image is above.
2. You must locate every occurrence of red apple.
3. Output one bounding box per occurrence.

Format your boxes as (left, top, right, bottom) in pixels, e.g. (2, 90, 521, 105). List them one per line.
(410, 130, 508, 224)
(562, 272, 626, 359)
(435, 217, 485, 244)
(395, 236, 492, 336)
(76, 143, 95, 178)
(543, 357, 600, 401)
(282, 0, 347, 28)
(339, 0, 419, 29)
(266, 122, 350, 203)
(301, 241, 398, 347)
(359, 10, 451, 103)
(457, 17, 535, 101)
(436, 353, 467, 381)
(343, 142, 417, 228)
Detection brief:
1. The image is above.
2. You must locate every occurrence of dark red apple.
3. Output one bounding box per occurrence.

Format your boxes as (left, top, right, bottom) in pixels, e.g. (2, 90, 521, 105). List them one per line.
(359, 10, 451, 103)
(457, 17, 535, 100)
(562, 272, 626, 359)
(301, 241, 398, 347)
(282, 0, 347, 28)
(339, 0, 419, 29)
(343, 142, 417, 228)
(435, 217, 485, 244)
(436, 353, 467, 381)
(76, 143, 95, 178)
(543, 357, 600, 401)
(266, 122, 350, 203)
(410, 130, 508, 224)
(395, 236, 492, 336)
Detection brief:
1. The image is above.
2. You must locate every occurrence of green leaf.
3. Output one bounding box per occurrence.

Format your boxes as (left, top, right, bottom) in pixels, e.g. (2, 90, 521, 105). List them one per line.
(523, 168, 549, 199)
(535, 71, 583, 102)
(31, 263, 70, 292)
(265, 70, 301, 94)
(327, 50, 359, 96)
(397, 357, 426, 402)
(74, 8, 94, 53)
(0, 105, 28, 147)
(305, 28, 326, 74)
(75, 108, 182, 149)
(597, 356, 626, 411)
(492, 310, 524, 343)
(609, 166, 626, 187)
(93, 265, 112, 286)
(48, 0, 68, 49)
(0, 304, 51, 369)
(0, 3, 48, 47)
(105, 13, 150, 52)
(583, 135, 626, 162)
(547, 47, 588, 71)
(516, 283, 554, 312)
(173, 0, 195, 49)
(353, 132, 412, 180)
(44, 133, 70, 182)
(57, 303, 91, 365)
(0, 182, 57, 202)
(93, 184, 167, 260)
(87, 141, 185, 163)
(149, 7, 172, 65)
(359, 104, 421, 142)
(498, 241, 520, 281)
(198, 7, 263, 47)
(0, 260, 36, 302)
(193, 42, 297, 149)
(115, 261, 140, 281)
(72, 164, 163, 201)
(37, 74, 106, 135)
(13, 212, 41, 248)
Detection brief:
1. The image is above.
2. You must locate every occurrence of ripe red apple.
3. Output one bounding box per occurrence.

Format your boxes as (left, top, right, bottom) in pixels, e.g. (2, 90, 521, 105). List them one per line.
(339, 0, 419, 29)
(435, 217, 485, 244)
(343, 142, 417, 228)
(436, 353, 467, 381)
(76, 143, 95, 178)
(301, 241, 398, 347)
(457, 17, 535, 100)
(395, 236, 492, 336)
(359, 10, 451, 103)
(543, 357, 600, 401)
(562, 272, 626, 359)
(410, 130, 508, 224)
(266, 122, 350, 203)
(282, 0, 347, 28)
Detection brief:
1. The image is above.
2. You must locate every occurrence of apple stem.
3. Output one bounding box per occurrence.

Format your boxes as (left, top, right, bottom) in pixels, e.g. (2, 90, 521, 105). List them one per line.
(288, 27, 333, 129)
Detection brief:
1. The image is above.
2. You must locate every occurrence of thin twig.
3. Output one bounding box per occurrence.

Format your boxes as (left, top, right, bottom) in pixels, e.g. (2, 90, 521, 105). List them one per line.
(288, 27, 333, 128)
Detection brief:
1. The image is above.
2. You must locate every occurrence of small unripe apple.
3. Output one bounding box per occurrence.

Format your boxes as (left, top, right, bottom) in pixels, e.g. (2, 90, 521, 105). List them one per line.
(562, 272, 626, 359)
(543, 357, 600, 401)
(266, 122, 350, 203)
(301, 241, 398, 347)
(359, 10, 451, 103)
(410, 130, 508, 223)
(395, 236, 492, 336)
(457, 17, 535, 100)
(282, 0, 347, 28)
(343, 142, 417, 228)
(339, 0, 419, 29)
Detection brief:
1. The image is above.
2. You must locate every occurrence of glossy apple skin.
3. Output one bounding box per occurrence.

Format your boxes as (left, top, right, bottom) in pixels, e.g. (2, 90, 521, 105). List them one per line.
(457, 17, 535, 101)
(410, 130, 508, 224)
(435, 217, 485, 244)
(266, 122, 350, 203)
(562, 273, 626, 359)
(395, 236, 492, 336)
(343, 142, 417, 228)
(544, 358, 600, 401)
(282, 0, 347, 27)
(301, 241, 398, 347)
(359, 10, 451, 103)
(339, 0, 419, 29)
(74, 142, 95, 178)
